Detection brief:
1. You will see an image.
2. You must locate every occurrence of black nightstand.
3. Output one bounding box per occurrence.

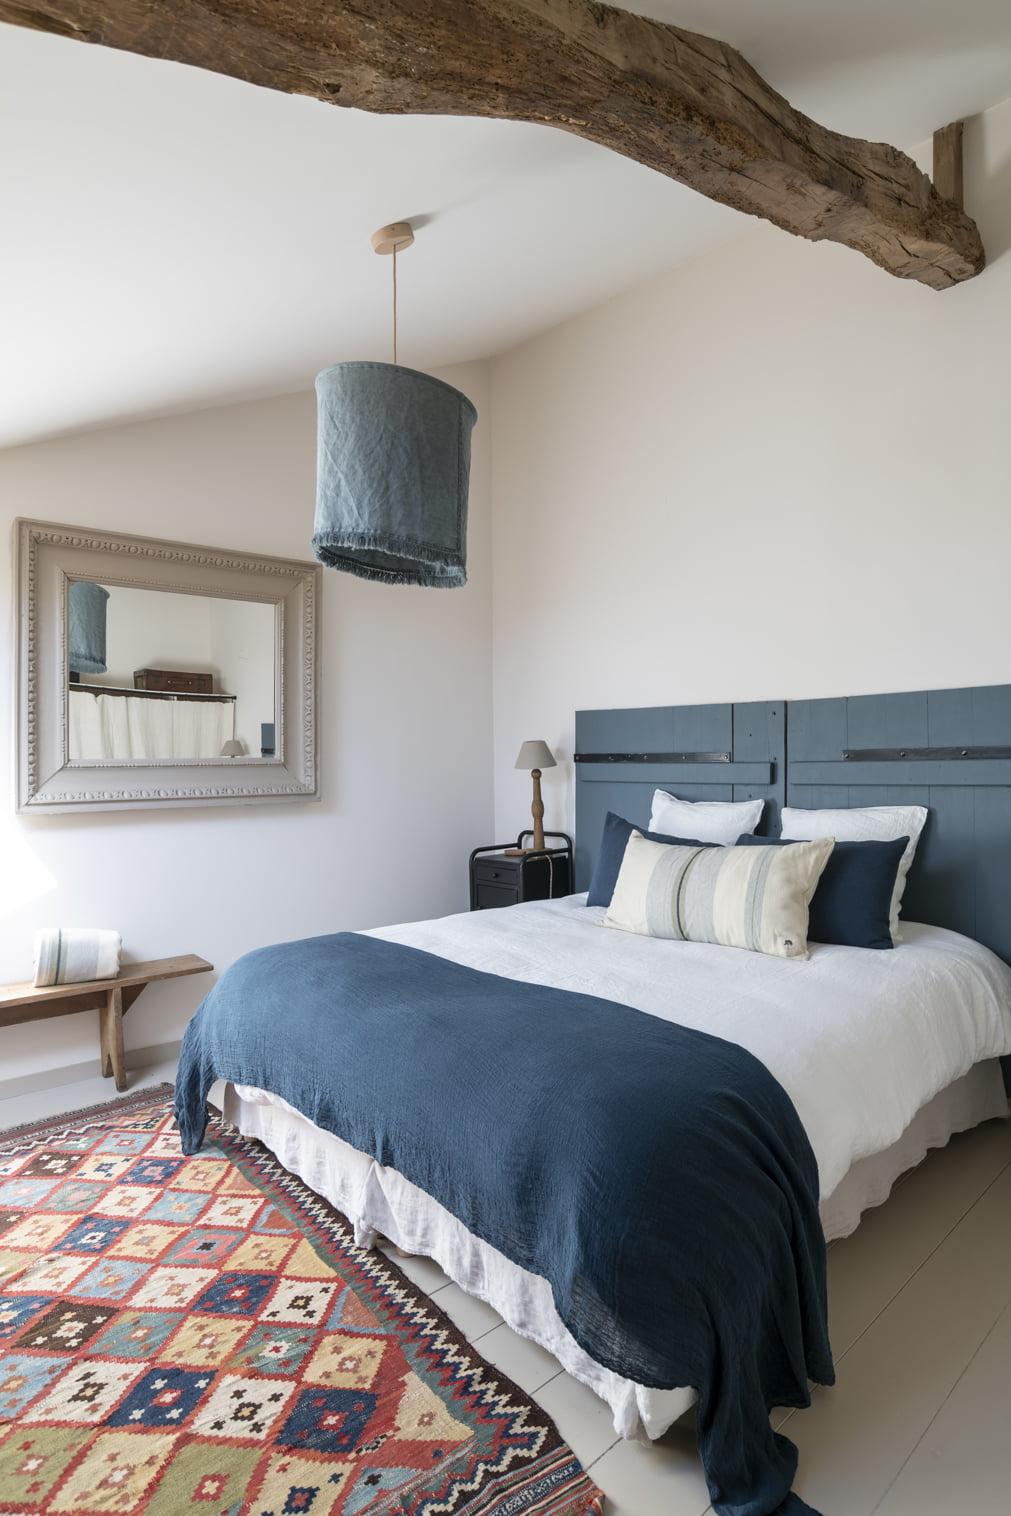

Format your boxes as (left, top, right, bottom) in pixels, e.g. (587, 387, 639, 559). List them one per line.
(470, 832, 574, 910)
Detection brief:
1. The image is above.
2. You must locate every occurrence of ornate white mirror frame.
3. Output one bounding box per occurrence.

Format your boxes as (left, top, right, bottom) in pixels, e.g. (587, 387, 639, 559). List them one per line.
(15, 519, 320, 813)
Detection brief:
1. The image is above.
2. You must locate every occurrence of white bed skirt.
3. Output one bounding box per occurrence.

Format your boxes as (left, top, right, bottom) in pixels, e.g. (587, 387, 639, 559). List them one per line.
(223, 1060, 1008, 1442)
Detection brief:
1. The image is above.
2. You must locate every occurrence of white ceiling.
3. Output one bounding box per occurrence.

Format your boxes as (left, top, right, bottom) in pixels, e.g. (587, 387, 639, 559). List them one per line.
(3, 3, 1011, 447)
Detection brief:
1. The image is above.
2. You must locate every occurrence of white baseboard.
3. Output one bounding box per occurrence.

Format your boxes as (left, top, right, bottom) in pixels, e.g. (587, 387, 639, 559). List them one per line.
(0, 1040, 181, 1104)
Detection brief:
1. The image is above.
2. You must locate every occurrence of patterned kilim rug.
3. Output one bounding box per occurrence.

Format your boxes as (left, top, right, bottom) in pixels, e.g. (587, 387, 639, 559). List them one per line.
(0, 1088, 602, 1515)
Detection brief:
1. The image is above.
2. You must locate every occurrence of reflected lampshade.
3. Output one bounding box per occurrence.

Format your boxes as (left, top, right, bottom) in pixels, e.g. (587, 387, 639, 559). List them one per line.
(68, 581, 109, 675)
(313, 361, 477, 588)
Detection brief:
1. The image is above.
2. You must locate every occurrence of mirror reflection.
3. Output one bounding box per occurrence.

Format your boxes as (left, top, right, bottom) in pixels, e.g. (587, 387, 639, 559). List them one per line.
(67, 581, 276, 762)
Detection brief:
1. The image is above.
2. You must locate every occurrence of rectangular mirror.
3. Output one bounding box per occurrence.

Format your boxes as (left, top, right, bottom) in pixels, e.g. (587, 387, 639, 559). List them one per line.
(16, 520, 319, 812)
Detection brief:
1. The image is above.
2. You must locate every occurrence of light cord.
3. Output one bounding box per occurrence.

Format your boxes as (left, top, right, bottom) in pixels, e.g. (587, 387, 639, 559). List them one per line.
(392, 243, 398, 365)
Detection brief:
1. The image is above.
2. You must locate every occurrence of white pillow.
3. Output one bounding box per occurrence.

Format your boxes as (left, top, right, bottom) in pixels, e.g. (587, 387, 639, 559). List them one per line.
(781, 804, 928, 943)
(649, 789, 765, 846)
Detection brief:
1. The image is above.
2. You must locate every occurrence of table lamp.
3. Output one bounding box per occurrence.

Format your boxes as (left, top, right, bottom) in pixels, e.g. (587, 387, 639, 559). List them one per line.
(514, 740, 556, 852)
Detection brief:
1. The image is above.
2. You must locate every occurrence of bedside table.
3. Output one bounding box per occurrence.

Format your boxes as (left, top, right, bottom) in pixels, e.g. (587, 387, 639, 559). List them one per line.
(470, 832, 573, 910)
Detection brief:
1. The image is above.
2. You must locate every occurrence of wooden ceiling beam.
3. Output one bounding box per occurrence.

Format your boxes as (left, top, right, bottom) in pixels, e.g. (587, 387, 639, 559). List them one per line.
(933, 121, 965, 211)
(0, 0, 985, 289)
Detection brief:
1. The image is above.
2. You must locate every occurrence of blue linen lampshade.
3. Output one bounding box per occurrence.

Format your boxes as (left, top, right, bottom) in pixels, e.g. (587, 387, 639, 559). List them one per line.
(68, 580, 110, 675)
(313, 360, 477, 588)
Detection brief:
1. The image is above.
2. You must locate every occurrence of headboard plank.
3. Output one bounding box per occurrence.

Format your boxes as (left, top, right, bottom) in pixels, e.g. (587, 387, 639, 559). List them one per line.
(787, 685, 1011, 967)
(733, 701, 785, 837)
(846, 690, 928, 751)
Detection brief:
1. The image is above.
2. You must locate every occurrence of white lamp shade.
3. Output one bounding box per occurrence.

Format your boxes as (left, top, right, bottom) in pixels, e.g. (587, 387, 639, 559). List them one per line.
(515, 740, 556, 770)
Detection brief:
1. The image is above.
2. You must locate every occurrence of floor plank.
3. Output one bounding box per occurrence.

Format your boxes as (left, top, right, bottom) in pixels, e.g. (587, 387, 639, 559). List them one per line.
(433, 1280, 502, 1342)
(825, 1119, 1011, 1357)
(476, 1320, 565, 1395)
(534, 1370, 624, 1470)
(786, 1163, 1011, 1516)
(872, 1301, 1011, 1515)
(589, 1418, 711, 1516)
(381, 1245, 453, 1297)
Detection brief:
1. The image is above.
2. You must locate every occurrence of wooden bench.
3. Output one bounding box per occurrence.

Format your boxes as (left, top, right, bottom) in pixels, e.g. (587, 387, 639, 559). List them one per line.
(0, 955, 213, 1092)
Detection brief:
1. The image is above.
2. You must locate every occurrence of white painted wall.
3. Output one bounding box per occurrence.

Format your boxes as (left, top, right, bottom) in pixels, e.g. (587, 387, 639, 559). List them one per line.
(96, 584, 214, 688)
(490, 99, 1011, 840)
(206, 597, 276, 753)
(0, 365, 491, 1079)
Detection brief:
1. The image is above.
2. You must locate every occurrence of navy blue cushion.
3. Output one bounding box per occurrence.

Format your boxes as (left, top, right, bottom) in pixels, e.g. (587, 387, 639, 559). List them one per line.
(735, 834, 909, 949)
(586, 811, 712, 907)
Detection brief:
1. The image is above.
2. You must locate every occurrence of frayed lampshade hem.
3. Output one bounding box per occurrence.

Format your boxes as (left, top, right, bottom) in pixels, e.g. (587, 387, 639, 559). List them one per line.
(311, 532, 466, 588)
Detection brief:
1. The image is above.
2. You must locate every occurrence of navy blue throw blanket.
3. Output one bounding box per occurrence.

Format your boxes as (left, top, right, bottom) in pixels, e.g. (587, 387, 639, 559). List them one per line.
(175, 933, 833, 1516)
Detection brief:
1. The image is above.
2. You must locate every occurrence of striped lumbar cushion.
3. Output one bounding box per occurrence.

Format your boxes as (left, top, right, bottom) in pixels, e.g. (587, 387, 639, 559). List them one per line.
(603, 831, 835, 959)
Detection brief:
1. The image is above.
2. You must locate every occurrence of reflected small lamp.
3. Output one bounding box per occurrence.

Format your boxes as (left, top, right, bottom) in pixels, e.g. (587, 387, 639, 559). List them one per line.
(220, 739, 244, 759)
(514, 741, 556, 853)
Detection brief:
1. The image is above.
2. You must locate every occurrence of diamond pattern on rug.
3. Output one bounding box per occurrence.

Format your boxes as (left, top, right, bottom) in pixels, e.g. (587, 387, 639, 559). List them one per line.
(48, 1428, 178, 1512)
(17, 1302, 115, 1352)
(226, 1321, 316, 1377)
(0, 1294, 51, 1339)
(24, 1360, 143, 1425)
(106, 1365, 212, 1427)
(0, 1089, 602, 1515)
(276, 1384, 378, 1455)
(5, 1214, 79, 1252)
(191, 1372, 295, 1440)
(84, 1310, 183, 1361)
(0, 1352, 70, 1416)
(70, 1257, 151, 1302)
(0, 1427, 95, 1506)
(261, 1277, 338, 1326)
(52, 1215, 132, 1255)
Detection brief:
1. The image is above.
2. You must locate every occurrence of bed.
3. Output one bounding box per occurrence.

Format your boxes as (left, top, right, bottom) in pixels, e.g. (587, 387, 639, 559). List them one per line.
(177, 684, 1011, 1516)
(221, 895, 1011, 1441)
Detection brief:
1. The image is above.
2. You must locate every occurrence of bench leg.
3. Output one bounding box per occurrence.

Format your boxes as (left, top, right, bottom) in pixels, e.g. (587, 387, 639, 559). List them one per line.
(99, 1001, 111, 1078)
(100, 986, 126, 1091)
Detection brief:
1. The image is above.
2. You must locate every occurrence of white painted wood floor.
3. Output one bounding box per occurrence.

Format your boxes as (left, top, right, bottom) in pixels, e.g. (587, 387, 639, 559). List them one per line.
(2, 1062, 1009, 1516)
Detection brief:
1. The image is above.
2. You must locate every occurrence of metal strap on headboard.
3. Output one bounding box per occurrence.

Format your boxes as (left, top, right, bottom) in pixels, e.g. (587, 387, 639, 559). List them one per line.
(574, 751, 731, 764)
(843, 746, 1011, 761)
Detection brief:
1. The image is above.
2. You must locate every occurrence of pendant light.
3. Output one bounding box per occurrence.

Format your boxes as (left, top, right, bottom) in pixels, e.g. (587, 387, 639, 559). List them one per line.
(312, 221, 477, 587)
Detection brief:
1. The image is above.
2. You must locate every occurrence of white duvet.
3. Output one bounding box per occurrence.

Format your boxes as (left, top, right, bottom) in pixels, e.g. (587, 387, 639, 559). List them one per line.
(369, 894, 1011, 1201)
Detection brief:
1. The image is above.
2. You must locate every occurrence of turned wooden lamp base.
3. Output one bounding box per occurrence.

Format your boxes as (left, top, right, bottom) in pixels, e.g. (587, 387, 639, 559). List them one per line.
(529, 767, 546, 853)
(514, 740, 556, 856)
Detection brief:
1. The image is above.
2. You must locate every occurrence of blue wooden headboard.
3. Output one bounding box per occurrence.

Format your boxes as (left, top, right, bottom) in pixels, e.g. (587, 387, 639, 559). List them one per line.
(575, 683, 1011, 969)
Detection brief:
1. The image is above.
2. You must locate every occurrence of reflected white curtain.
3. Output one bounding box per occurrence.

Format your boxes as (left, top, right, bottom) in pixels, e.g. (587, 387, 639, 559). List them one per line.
(69, 690, 235, 760)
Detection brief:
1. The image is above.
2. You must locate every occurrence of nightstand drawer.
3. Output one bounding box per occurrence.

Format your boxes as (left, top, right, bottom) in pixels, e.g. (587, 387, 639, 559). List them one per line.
(474, 861, 519, 885)
(474, 881, 520, 910)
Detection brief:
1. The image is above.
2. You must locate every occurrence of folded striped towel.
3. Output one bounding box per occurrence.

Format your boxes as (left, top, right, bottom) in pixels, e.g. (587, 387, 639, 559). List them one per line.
(33, 928, 122, 987)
